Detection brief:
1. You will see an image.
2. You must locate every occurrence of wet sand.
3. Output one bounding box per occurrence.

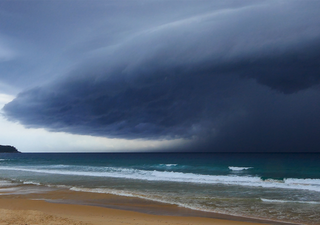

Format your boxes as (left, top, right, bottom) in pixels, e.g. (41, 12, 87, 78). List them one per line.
(0, 189, 293, 225)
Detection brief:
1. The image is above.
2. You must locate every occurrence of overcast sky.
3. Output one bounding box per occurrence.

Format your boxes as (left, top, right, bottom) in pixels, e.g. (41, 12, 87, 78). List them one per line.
(1, 0, 320, 152)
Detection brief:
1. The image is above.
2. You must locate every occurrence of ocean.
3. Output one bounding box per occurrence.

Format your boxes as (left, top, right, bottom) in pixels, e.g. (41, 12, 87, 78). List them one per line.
(0, 152, 319, 224)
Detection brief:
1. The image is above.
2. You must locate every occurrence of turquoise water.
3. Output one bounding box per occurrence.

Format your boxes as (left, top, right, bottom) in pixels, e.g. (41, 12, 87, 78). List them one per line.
(0, 153, 319, 224)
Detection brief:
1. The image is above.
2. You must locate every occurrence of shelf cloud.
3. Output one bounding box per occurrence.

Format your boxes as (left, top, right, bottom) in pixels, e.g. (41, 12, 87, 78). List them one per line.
(2, 0, 320, 152)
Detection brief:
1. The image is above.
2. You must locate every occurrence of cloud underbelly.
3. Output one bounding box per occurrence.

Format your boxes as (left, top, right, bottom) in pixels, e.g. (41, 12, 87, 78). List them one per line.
(3, 0, 320, 151)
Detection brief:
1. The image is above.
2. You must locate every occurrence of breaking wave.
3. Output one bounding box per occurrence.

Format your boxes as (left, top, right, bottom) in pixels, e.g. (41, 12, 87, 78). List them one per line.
(0, 166, 319, 192)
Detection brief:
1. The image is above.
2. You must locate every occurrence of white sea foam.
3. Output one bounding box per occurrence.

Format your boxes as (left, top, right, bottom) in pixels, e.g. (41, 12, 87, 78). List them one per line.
(0, 180, 16, 187)
(71, 187, 138, 198)
(0, 159, 9, 161)
(261, 198, 320, 204)
(285, 178, 320, 186)
(46, 164, 70, 168)
(159, 164, 178, 167)
(47, 184, 71, 189)
(229, 166, 253, 171)
(0, 166, 319, 192)
(23, 181, 41, 186)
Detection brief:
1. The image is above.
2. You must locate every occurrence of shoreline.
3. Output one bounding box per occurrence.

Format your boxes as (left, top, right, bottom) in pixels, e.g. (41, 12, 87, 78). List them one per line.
(0, 198, 276, 225)
(0, 188, 299, 225)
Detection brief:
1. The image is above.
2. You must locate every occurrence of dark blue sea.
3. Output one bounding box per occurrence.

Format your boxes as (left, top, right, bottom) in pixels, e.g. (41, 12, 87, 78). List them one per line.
(0, 152, 319, 224)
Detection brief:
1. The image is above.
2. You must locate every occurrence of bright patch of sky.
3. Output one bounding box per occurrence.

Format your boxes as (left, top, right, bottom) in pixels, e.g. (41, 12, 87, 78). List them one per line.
(0, 93, 188, 152)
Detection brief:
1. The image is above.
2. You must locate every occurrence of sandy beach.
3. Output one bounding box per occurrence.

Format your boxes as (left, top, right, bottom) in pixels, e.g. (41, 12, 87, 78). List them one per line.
(0, 189, 277, 225)
(0, 199, 270, 225)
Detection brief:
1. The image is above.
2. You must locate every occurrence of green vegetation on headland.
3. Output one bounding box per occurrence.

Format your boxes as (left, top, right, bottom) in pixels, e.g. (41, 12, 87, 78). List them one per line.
(0, 145, 20, 153)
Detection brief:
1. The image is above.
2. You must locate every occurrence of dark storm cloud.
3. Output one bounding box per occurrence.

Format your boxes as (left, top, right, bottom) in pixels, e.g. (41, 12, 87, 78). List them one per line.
(3, 0, 320, 151)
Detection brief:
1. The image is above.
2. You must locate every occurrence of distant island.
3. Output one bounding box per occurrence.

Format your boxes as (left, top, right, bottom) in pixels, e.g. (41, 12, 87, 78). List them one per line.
(0, 145, 20, 153)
